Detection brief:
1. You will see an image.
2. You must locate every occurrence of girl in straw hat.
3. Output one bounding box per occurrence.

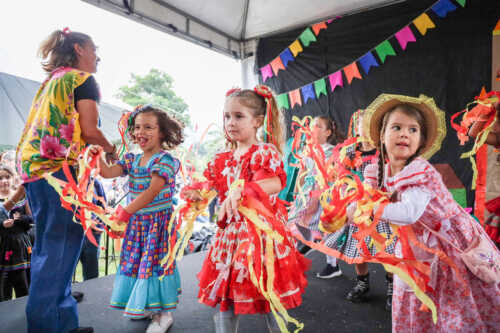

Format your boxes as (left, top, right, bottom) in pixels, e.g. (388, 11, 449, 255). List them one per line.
(361, 94, 500, 332)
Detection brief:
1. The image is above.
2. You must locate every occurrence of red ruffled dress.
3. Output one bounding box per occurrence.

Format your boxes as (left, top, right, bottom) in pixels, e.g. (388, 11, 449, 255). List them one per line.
(197, 143, 310, 314)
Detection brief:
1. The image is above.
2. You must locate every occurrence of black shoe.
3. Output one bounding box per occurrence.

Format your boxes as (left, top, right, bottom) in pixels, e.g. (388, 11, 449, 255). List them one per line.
(298, 244, 314, 256)
(72, 291, 84, 303)
(385, 275, 393, 311)
(69, 327, 94, 333)
(346, 274, 370, 302)
(316, 264, 342, 279)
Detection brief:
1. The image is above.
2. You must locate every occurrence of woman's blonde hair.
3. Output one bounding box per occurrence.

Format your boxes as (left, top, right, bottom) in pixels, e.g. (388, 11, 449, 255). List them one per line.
(38, 29, 92, 73)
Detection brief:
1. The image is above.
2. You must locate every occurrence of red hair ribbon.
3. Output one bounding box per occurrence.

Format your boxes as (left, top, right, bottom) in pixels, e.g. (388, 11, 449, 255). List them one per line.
(62, 27, 71, 35)
(253, 85, 275, 146)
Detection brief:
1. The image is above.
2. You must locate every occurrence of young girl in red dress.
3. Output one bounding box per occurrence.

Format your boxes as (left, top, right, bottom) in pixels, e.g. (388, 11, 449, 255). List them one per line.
(186, 85, 309, 333)
(362, 94, 500, 332)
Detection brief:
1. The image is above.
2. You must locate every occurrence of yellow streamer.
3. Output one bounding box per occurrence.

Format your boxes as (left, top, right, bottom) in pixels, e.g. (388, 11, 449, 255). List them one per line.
(383, 264, 437, 324)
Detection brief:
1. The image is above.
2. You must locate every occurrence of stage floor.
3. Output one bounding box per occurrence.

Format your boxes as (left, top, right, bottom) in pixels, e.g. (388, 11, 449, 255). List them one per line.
(0, 251, 391, 332)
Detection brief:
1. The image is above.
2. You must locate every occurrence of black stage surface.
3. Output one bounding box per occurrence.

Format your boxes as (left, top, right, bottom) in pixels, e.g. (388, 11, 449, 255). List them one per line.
(0, 251, 391, 333)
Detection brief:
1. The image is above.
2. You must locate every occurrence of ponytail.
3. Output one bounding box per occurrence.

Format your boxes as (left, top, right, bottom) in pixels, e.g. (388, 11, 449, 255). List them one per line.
(38, 29, 92, 73)
(263, 93, 285, 154)
(377, 144, 385, 189)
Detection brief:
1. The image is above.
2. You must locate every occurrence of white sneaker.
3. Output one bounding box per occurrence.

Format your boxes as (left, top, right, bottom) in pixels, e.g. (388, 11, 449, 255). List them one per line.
(159, 312, 174, 331)
(145, 321, 163, 333)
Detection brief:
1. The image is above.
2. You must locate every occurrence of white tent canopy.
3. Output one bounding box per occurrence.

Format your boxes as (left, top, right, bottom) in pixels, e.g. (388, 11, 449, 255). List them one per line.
(82, 0, 404, 59)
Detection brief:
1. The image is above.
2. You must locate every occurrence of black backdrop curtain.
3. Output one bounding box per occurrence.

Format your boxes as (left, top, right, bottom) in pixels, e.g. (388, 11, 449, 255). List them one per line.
(256, 0, 500, 206)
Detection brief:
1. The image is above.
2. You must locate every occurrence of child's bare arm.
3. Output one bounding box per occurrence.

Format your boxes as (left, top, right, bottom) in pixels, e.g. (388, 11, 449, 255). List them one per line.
(99, 157, 125, 179)
(89, 146, 124, 178)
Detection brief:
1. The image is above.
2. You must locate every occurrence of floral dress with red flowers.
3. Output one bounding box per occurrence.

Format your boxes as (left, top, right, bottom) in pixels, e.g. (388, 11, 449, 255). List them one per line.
(364, 158, 500, 333)
(197, 143, 310, 314)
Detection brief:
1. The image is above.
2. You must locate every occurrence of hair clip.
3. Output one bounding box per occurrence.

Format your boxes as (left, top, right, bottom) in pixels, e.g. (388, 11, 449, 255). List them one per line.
(134, 104, 152, 112)
(127, 104, 152, 127)
(225, 87, 241, 97)
(62, 27, 71, 35)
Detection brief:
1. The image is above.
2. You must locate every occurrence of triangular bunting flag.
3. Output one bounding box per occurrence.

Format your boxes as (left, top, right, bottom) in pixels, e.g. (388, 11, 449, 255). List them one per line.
(494, 19, 500, 36)
(270, 57, 285, 75)
(260, 64, 273, 81)
(478, 86, 488, 100)
(301, 84, 316, 103)
(359, 52, 379, 75)
(343, 62, 362, 84)
(413, 13, 436, 36)
(375, 40, 396, 64)
(314, 78, 327, 97)
(280, 49, 295, 67)
(431, 0, 457, 18)
(312, 22, 328, 35)
(299, 28, 317, 47)
(328, 71, 343, 91)
(455, 0, 466, 7)
(289, 40, 303, 57)
(289, 89, 302, 108)
(277, 93, 290, 110)
(395, 26, 416, 50)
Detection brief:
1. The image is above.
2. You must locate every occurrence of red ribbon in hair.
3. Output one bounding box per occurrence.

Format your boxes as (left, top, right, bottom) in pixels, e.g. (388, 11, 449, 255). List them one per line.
(254, 84, 276, 147)
(62, 27, 71, 35)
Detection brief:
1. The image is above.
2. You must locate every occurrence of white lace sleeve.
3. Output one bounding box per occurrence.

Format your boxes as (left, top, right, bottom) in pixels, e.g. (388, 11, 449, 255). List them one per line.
(381, 187, 432, 225)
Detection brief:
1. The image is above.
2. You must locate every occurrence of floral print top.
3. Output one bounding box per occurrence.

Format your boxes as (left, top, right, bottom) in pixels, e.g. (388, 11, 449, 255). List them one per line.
(16, 67, 92, 183)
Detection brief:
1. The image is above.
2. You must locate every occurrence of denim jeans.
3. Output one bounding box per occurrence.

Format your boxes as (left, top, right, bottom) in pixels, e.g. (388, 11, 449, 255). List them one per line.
(24, 168, 84, 333)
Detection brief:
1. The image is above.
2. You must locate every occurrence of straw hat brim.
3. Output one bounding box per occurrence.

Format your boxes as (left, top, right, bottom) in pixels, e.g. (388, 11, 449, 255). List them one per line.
(362, 94, 447, 160)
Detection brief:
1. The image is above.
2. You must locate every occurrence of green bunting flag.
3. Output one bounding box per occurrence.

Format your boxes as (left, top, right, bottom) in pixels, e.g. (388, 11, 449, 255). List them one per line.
(299, 28, 317, 47)
(375, 40, 396, 63)
(277, 93, 290, 110)
(455, 0, 466, 7)
(314, 78, 327, 97)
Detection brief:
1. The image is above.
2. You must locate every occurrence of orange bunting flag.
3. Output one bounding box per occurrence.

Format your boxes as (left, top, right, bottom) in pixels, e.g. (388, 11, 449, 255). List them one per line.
(289, 40, 303, 57)
(289, 89, 302, 108)
(413, 13, 436, 36)
(494, 19, 500, 36)
(270, 57, 285, 75)
(312, 22, 328, 35)
(343, 62, 362, 84)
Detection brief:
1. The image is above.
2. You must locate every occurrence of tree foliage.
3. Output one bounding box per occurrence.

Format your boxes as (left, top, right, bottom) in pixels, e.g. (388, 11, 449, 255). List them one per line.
(116, 69, 190, 126)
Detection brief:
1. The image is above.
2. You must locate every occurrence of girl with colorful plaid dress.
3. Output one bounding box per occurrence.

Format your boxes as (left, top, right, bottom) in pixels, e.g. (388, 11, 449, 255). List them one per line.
(96, 105, 184, 333)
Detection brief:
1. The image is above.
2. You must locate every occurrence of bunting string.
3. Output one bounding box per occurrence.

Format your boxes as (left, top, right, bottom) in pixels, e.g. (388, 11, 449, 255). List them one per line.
(260, 16, 342, 81)
(274, 0, 466, 111)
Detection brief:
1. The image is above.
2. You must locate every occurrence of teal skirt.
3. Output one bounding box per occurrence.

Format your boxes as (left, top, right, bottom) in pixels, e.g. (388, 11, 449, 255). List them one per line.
(109, 268, 181, 318)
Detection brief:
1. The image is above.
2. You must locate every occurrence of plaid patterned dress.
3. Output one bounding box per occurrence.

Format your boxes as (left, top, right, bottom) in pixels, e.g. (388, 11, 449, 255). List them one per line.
(109, 151, 181, 318)
(322, 145, 396, 263)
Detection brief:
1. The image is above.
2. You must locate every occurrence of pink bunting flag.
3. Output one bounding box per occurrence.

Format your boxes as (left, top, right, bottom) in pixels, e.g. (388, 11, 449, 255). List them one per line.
(312, 22, 328, 35)
(260, 64, 273, 81)
(270, 57, 285, 75)
(395, 26, 416, 50)
(328, 71, 343, 91)
(289, 89, 302, 108)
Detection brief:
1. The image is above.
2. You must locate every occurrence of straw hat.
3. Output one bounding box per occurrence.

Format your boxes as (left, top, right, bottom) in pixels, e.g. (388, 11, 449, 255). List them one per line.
(362, 94, 447, 159)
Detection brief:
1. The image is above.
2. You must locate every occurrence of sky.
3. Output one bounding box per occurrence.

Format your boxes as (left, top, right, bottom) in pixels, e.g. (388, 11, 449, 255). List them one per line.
(0, 0, 242, 135)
